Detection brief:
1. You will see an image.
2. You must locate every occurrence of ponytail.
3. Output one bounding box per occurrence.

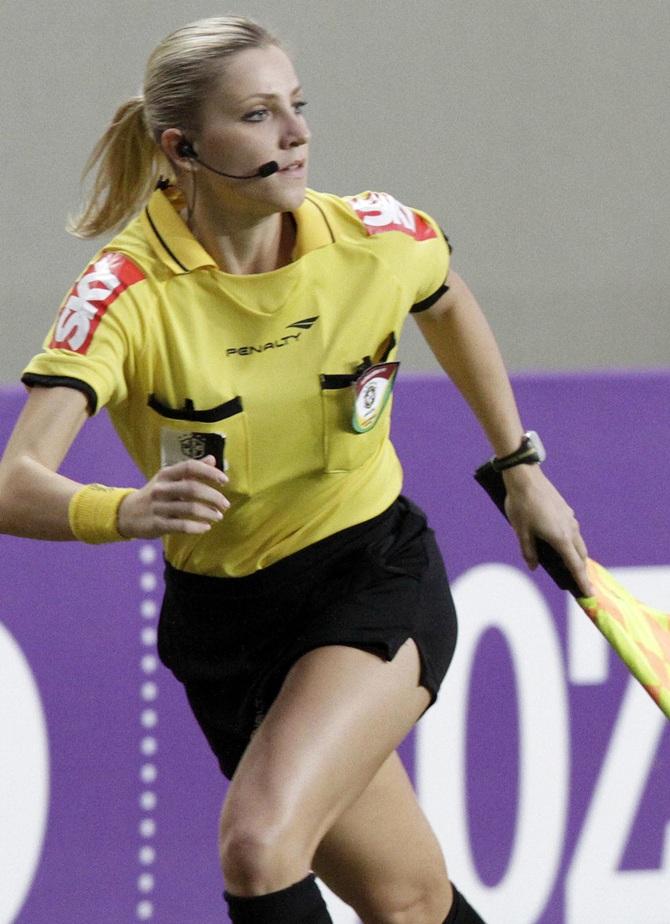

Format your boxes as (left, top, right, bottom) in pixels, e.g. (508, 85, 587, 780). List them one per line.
(68, 17, 280, 239)
(68, 96, 170, 239)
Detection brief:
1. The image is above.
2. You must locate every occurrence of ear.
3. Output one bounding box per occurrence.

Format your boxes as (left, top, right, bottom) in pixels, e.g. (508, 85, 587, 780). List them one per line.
(160, 128, 195, 170)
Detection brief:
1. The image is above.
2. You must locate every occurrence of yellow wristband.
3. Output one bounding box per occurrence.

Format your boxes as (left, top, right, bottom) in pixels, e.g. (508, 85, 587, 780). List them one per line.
(68, 484, 136, 544)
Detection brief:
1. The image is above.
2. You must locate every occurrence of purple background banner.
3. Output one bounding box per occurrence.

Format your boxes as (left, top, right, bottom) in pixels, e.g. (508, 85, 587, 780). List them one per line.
(1, 372, 668, 924)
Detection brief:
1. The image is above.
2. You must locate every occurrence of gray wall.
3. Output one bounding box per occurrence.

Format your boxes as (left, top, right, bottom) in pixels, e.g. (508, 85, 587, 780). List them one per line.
(2, 0, 668, 384)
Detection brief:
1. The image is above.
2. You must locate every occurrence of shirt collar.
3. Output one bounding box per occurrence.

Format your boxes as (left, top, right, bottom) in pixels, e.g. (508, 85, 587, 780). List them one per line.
(141, 187, 335, 275)
(141, 186, 216, 274)
(292, 193, 336, 257)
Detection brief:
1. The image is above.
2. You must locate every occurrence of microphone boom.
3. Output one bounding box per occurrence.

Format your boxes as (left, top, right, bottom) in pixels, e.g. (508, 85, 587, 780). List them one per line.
(196, 156, 279, 179)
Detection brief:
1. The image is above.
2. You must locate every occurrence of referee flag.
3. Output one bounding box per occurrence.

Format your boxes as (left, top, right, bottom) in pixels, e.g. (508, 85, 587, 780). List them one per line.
(474, 461, 670, 720)
(578, 559, 670, 718)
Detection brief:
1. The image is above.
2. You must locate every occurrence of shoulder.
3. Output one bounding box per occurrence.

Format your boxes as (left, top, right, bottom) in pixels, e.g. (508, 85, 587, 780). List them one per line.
(307, 189, 442, 244)
(49, 249, 148, 354)
(64, 249, 149, 316)
(81, 250, 147, 290)
(63, 210, 162, 324)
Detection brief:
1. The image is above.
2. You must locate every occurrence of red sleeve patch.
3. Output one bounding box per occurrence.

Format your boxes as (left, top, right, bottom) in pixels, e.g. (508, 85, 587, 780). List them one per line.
(49, 252, 145, 354)
(345, 192, 437, 241)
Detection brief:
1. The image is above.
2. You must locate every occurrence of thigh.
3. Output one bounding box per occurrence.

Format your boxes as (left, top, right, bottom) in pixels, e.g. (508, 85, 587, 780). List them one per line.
(314, 751, 452, 921)
(220, 640, 431, 856)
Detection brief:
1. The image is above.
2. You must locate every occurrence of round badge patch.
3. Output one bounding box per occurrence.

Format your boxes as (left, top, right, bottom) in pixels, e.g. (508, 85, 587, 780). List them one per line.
(352, 362, 399, 433)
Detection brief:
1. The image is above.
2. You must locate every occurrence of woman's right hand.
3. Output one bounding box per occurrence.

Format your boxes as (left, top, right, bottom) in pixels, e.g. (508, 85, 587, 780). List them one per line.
(117, 455, 230, 538)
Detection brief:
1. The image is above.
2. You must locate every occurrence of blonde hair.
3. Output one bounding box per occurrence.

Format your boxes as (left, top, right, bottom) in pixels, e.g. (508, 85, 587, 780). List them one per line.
(69, 16, 278, 238)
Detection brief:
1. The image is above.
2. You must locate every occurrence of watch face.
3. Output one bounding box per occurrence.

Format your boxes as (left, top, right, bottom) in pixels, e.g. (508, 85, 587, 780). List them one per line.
(490, 430, 547, 471)
(525, 430, 547, 463)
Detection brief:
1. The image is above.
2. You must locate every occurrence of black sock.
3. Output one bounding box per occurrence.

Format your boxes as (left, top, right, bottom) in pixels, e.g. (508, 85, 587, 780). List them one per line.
(444, 884, 487, 923)
(224, 873, 333, 923)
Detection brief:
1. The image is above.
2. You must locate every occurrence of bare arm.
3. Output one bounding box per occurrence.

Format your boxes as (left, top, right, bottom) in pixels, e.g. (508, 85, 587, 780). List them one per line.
(0, 386, 90, 538)
(414, 271, 592, 595)
(0, 386, 230, 541)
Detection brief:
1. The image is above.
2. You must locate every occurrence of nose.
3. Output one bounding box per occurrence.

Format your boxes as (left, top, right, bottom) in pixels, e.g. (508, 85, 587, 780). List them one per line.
(281, 111, 310, 149)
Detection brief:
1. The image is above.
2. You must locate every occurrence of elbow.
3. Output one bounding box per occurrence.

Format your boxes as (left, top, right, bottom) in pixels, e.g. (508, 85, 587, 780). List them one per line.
(0, 455, 37, 537)
(0, 458, 19, 534)
(0, 491, 10, 537)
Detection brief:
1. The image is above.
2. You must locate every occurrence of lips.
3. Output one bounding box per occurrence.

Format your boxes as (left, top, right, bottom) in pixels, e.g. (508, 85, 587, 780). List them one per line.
(278, 159, 306, 174)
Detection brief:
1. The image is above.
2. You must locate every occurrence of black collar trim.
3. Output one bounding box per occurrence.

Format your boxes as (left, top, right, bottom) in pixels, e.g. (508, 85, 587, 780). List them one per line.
(145, 204, 191, 273)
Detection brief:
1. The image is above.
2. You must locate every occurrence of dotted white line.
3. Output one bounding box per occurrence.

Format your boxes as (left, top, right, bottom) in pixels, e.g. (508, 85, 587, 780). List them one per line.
(140, 764, 158, 783)
(138, 872, 155, 893)
(139, 818, 156, 838)
(139, 845, 156, 865)
(141, 708, 158, 729)
(141, 654, 158, 675)
(140, 736, 158, 756)
(141, 600, 158, 620)
(141, 681, 158, 702)
(137, 543, 160, 921)
(140, 763, 158, 784)
(139, 545, 159, 566)
(141, 627, 158, 646)
(136, 899, 154, 920)
(140, 790, 158, 812)
(140, 572, 158, 593)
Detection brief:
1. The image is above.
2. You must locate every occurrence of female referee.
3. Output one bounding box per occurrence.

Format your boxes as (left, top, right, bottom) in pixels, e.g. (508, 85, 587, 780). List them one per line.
(0, 16, 591, 924)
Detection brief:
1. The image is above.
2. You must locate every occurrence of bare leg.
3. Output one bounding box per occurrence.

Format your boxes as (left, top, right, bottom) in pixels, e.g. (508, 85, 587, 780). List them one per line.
(314, 751, 452, 923)
(218, 640, 450, 921)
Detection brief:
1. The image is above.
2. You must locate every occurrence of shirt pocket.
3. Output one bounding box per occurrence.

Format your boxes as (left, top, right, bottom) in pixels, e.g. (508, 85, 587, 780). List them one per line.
(319, 373, 392, 473)
(147, 393, 252, 496)
(319, 331, 397, 474)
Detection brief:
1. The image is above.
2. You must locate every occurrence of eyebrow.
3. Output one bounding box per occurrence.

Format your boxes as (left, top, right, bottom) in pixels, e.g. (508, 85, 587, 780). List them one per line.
(238, 86, 303, 103)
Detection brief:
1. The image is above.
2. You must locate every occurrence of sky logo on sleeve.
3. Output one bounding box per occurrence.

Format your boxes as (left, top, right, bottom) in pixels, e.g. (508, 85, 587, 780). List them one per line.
(346, 191, 437, 241)
(50, 252, 145, 354)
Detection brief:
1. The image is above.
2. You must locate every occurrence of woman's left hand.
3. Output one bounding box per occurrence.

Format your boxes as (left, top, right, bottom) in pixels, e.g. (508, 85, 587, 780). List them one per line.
(502, 464, 593, 597)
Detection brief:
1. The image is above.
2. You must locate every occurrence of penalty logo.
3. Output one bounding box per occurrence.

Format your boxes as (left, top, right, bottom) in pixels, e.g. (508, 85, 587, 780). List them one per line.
(226, 317, 319, 357)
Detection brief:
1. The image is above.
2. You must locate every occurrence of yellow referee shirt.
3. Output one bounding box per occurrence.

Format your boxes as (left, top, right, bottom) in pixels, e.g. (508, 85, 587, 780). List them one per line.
(23, 187, 450, 576)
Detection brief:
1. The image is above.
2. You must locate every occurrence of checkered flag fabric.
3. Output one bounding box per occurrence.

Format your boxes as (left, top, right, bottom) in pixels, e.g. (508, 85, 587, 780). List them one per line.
(578, 559, 670, 719)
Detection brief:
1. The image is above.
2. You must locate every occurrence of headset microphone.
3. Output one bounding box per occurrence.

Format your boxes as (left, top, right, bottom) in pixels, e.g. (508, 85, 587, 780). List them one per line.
(177, 139, 279, 179)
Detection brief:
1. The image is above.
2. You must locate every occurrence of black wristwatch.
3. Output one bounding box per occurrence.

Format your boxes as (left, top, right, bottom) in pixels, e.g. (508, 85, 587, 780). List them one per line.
(489, 430, 546, 472)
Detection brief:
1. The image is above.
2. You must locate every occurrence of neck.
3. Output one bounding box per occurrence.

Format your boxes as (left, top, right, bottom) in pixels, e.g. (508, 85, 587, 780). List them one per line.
(187, 194, 295, 275)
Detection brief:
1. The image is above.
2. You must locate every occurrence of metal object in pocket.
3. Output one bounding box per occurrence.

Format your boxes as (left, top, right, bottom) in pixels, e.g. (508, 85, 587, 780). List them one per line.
(160, 429, 226, 471)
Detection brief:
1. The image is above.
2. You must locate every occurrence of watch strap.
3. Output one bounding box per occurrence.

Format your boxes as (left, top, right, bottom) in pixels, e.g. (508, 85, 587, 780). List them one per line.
(490, 431, 545, 472)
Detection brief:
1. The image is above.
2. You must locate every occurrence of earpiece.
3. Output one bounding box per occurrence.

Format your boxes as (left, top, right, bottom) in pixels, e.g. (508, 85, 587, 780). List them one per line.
(177, 138, 196, 159)
(171, 139, 279, 181)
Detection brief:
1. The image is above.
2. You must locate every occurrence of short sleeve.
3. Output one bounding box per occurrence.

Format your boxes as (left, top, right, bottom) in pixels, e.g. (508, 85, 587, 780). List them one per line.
(343, 191, 451, 310)
(21, 252, 147, 414)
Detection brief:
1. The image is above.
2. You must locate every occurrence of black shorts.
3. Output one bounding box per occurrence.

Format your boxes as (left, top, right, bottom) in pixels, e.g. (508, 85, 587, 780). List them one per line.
(157, 495, 458, 778)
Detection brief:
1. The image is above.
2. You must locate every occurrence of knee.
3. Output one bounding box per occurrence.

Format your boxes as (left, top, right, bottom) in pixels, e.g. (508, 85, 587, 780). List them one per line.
(218, 810, 308, 894)
(219, 823, 281, 891)
(357, 868, 451, 924)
